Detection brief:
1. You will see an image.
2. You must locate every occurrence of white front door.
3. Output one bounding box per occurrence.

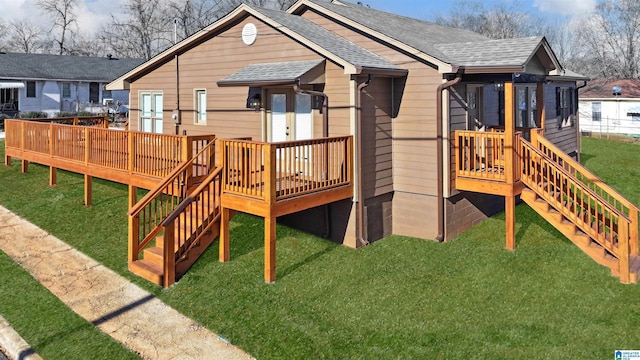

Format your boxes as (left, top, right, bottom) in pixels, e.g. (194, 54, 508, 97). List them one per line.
(268, 90, 313, 142)
(140, 92, 163, 133)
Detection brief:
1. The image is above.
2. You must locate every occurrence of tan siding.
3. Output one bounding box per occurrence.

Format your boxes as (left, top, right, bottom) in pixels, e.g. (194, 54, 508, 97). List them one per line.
(301, 9, 443, 196)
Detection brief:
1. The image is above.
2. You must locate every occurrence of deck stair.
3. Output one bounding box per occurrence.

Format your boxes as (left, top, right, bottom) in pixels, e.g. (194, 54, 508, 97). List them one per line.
(128, 139, 233, 287)
(518, 135, 640, 283)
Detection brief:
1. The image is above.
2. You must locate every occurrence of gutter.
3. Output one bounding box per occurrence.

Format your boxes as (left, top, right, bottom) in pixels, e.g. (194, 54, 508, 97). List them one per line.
(356, 74, 373, 246)
(435, 73, 462, 242)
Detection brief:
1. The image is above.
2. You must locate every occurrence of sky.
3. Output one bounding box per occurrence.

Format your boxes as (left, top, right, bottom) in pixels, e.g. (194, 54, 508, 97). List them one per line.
(0, 0, 598, 36)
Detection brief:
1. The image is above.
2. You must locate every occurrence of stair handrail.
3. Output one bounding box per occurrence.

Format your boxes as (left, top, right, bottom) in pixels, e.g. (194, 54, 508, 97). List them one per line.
(534, 134, 640, 216)
(128, 139, 216, 265)
(160, 166, 223, 287)
(520, 138, 633, 277)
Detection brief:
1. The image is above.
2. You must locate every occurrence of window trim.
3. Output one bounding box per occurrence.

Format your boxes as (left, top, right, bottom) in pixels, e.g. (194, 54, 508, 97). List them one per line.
(139, 90, 164, 134)
(194, 89, 207, 125)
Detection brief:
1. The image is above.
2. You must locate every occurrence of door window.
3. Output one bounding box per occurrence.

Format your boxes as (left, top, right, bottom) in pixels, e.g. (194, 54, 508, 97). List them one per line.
(140, 91, 163, 133)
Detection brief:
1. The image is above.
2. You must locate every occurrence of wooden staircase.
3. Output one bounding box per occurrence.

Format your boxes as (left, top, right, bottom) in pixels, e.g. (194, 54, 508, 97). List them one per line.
(128, 139, 231, 287)
(519, 135, 640, 283)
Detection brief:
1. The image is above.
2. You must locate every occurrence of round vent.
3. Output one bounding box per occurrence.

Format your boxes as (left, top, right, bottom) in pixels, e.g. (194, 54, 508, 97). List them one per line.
(242, 23, 257, 45)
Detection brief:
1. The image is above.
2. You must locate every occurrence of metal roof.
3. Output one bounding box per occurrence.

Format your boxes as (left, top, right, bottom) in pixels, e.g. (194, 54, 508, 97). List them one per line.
(218, 59, 325, 86)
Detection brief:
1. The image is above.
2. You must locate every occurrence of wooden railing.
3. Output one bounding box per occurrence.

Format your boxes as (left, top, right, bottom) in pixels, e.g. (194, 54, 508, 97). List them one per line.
(520, 137, 636, 282)
(16, 116, 109, 127)
(4, 119, 214, 181)
(128, 139, 217, 266)
(455, 130, 513, 182)
(220, 136, 353, 203)
(160, 166, 223, 286)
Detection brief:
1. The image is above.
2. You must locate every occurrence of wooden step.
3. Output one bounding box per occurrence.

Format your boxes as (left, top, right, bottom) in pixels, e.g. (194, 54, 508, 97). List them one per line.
(143, 246, 164, 266)
(129, 259, 163, 286)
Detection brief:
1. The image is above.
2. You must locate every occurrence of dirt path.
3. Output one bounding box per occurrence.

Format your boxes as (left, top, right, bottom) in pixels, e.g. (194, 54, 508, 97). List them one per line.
(0, 205, 252, 360)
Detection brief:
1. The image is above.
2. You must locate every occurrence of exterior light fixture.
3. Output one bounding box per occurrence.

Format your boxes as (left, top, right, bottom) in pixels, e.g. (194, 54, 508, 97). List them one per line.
(494, 82, 504, 92)
(249, 93, 261, 112)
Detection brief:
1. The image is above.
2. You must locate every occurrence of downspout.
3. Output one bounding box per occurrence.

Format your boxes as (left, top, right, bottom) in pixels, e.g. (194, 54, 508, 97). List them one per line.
(575, 80, 588, 162)
(435, 73, 462, 242)
(293, 81, 331, 238)
(174, 53, 181, 135)
(356, 74, 373, 246)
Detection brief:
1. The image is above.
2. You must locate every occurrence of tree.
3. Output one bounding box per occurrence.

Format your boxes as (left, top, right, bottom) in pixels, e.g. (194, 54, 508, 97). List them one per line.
(434, 0, 533, 39)
(6, 20, 45, 53)
(36, 0, 78, 55)
(578, 0, 640, 78)
(99, 0, 173, 60)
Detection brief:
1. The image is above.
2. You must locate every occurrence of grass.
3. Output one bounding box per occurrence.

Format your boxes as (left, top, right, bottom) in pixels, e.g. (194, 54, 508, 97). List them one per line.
(0, 137, 639, 359)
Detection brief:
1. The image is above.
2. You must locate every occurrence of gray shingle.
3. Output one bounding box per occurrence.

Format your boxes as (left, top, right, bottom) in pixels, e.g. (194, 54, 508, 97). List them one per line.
(218, 59, 324, 84)
(0, 52, 143, 82)
(251, 6, 402, 71)
(435, 37, 544, 68)
(306, 0, 489, 64)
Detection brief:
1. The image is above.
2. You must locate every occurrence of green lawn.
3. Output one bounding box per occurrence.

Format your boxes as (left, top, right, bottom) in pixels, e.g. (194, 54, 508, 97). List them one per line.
(0, 137, 639, 359)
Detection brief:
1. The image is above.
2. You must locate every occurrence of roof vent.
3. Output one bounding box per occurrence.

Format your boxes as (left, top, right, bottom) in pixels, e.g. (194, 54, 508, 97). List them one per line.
(613, 86, 622, 96)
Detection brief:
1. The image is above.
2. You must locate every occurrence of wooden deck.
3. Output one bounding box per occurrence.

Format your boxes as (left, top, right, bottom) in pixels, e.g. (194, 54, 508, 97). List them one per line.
(4, 118, 354, 286)
(453, 128, 639, 283)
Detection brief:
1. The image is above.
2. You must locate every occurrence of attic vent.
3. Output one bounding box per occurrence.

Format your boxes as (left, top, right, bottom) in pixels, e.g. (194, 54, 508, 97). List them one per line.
(242, 23, 257, 46)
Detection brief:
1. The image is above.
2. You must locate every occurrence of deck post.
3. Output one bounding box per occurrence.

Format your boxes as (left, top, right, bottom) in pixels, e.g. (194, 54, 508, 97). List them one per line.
(21, 160, 28, 173)
(630, 207, 638, 257)
(505, 195, 516, 251)
(163, 223, 176, 287)
(220, 207, 230, 262)
(128, 213, 139, 265)
(4, 155, 10, 166)
(128, 185, 138, 208)
(84, 174, 92, 207)
(49, 167, 57, 187)
(536, 82, 545, 135)
(265, 215, 276, 283)
(504, 81, 517, 250)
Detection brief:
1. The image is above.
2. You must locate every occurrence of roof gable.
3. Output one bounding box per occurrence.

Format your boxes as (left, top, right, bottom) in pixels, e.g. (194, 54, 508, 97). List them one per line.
(107, 4, 404, 90)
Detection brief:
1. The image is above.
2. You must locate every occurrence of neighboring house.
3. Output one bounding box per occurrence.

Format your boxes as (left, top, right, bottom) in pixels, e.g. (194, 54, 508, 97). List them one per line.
(579, 78, 640, 136)
(0, 52, 143, 117)
(107, 0, 586, 247)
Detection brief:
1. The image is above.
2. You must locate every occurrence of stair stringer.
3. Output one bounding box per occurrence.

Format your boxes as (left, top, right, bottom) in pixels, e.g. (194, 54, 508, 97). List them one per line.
(520, 188, 621, 276)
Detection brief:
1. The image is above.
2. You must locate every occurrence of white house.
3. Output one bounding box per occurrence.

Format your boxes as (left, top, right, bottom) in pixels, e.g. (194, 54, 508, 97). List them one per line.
(579, 78, 640, 136)
(0, 52, 142, 117)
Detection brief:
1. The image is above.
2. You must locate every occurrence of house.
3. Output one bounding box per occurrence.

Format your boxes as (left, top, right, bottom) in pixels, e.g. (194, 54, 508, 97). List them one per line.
(8, 0, 635, 286)
(0, 52, 143, 117)
(579, 78, 640, 137)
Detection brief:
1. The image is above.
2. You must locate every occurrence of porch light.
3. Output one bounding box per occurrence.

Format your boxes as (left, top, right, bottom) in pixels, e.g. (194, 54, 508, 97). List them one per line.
(494, 82, 504, 92)
(249, 93, 261, 112)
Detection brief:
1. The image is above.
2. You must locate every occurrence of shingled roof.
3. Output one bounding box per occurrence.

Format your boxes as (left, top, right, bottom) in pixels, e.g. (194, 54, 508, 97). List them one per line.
(580, 78, 640, 99)
(252, 6, 402, 72)
(0, 52, 143, 82)
(299, 0, 489, 64)
(293, 0, 561, 73)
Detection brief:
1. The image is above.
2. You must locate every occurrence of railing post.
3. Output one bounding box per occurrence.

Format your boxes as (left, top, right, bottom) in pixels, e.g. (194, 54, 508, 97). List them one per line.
(128, 131, 134, 175)
(128, 215, 139, 265)
(182, 136, 193, 190)
(630, 207, 639, 257)
(163, 223, 176, 287)
(619, 220, 630, 284)
(264, 143, 277, 204)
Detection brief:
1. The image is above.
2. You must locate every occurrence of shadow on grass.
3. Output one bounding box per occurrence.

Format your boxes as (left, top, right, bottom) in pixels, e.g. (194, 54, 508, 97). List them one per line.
(279, 244, 337, 279)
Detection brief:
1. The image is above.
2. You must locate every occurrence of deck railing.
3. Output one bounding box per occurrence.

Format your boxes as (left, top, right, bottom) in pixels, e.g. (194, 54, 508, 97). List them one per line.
(220, 136, 353, 203)
(530, 131, 639, 257)
(128, 139, 217, 267)
(520, 137, 636, 282)
(455, 130, 510, 182)
(4, 119, 214, 181)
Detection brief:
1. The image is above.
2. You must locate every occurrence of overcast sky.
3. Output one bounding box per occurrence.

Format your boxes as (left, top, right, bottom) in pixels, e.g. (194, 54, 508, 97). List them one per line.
(0, 0, 598, 36)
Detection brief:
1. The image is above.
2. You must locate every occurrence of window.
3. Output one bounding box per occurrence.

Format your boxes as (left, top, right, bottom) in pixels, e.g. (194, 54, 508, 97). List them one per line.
(556, 87, 575, 129)
(26, 81, 36, 98)
(140, 91, 163, 133)
(516, 86, 537, 128)
(627, 112, 640, 122)
(592, 102, 602, 122)
(62, 83, 71, 98)
(195, 89, 206, 125)
(89, 82, 99, 103)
